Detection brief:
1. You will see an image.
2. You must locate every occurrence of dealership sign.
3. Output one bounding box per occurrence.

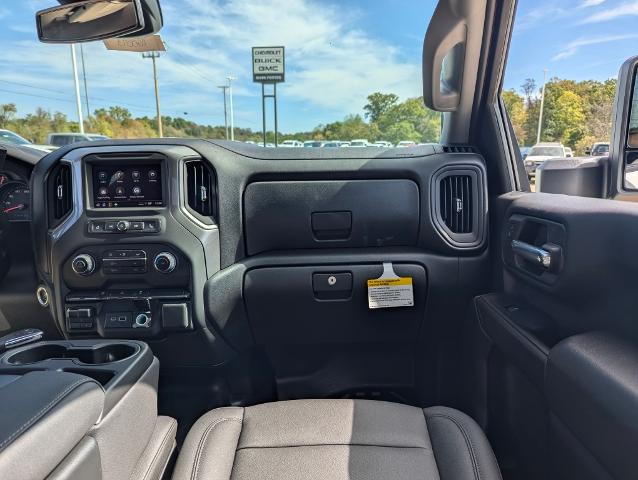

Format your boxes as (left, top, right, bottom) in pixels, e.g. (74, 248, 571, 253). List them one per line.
(252, 46, 285, 83)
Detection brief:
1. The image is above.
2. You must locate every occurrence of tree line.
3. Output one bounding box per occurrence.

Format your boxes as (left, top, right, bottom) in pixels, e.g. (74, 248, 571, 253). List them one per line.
(0, 78, 615, 152)
(0, 92, 441, 146)
(503, 77, 616, 154)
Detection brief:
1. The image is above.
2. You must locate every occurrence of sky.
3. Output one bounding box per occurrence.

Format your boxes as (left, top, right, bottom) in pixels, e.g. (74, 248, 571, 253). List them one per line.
(0, 0, 636, 133)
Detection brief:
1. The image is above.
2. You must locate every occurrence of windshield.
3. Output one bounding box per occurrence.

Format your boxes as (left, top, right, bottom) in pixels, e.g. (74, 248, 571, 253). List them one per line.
(0, 1, 440, 147)
(0, 130, 30, 145)
(529, 146, 564, 157)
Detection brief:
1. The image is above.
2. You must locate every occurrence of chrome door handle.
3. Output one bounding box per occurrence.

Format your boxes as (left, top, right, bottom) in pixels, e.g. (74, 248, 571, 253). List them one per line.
(511, 240, 552, 269)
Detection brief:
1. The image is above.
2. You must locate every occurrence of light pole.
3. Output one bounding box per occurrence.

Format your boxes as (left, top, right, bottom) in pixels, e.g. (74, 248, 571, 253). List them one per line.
(80, 44, 90, 119)
(70, 44, 84, 134)
(143, 52, 163, 138)
(217, 85, 229, 139)
(227, 76, 235, 141)
(536, 68, 548, 145)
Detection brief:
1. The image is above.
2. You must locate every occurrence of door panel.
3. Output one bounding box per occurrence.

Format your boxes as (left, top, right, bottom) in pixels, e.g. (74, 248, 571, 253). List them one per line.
(476, 191, 638, 480)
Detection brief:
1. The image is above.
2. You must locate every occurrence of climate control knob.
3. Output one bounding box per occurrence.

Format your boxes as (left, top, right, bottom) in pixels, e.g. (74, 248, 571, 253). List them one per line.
(71, 254, 95, 276)
(116, 220, 129, 232)
(153, 252, 177, 274)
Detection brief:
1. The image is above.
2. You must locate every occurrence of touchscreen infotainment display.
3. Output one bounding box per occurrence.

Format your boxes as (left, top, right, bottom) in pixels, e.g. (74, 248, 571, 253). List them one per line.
(93, 164, 163, 208)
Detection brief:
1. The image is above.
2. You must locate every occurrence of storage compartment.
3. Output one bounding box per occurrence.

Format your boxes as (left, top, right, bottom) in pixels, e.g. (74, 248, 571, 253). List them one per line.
(7, 342, 137, 365)
(243, 180, 420, 255)
(244, 263, 427, 345)
(475, 293, 563, 388)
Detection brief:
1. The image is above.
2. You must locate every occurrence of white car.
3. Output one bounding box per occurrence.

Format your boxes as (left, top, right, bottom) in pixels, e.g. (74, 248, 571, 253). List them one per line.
(47, 132, 110, 147)
(372, 141, 393, 148)
(303, 140, 324, 148)
(524, 142, 570, 178)
(396, 141, 417, 148)
(0, 129, 57, 152)
(349, 139, 369, 147)
(280, 140, 303, 147)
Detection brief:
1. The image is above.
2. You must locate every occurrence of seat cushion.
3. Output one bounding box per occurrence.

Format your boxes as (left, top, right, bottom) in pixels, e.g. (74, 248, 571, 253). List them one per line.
(172, 399, 501, 480)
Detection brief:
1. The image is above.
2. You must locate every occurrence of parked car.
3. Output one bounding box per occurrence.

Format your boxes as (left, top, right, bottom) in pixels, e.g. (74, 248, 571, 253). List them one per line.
(339, 141, 351, 147)
(280, 140, 303, 147)
(524, 142, 570, 178)
(372, 141, 393, 148)
(565, 147, 574, 157)
(46, 132, 110, 147)
(586, 142, 610, 156)
(349, 139, 369, 147)
(303, 140, 324, 148)
(322, 141, 341, 148)
(396, 140, 417, 148)
(0, 129, 57, 152)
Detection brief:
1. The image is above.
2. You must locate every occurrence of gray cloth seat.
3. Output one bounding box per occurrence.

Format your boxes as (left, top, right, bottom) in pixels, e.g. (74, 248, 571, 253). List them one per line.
(172, 399, 501, 480)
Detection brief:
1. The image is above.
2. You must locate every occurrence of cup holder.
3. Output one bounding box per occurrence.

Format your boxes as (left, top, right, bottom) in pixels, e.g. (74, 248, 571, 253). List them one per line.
(7, 343, 137, 365)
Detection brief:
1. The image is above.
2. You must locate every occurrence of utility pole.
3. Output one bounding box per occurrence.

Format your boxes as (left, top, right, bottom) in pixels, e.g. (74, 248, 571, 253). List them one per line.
(143, 51, 163, 138)
(536, 68, 548, 145)
(70, 44, 84, 134)
(227, 76, 235, 141)
(80, 44, 90, 119)
(217, 85, 229, 139)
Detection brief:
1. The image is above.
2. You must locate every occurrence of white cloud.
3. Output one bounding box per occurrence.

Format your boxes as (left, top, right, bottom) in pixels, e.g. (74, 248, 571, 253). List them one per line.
(516, 5, 570, 30)
(581, 0, 638, 22)
(552, 33, 638, 60)
(581, 0, 606, 6)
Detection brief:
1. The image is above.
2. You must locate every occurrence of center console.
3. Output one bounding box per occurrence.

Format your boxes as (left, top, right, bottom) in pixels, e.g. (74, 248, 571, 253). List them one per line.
(0, 340, 176, 480)
(31, 145, 225, 365)
(63, 243, 191, 335)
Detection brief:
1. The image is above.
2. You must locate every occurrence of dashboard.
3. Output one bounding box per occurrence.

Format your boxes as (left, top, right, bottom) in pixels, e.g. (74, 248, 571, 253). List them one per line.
(11, 138, 488, 370)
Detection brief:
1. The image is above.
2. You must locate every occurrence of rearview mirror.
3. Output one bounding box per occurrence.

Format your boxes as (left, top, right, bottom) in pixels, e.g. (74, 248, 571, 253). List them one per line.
(36, 0, 163, 43)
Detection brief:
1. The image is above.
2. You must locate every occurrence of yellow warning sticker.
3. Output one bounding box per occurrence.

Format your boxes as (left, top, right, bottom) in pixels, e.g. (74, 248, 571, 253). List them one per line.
(367, 278, 413, 287)
(367, 263, 414, 309)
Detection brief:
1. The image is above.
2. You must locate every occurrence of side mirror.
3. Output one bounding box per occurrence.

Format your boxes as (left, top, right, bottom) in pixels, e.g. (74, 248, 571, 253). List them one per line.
(36, 0, 162, 43)
(609, 56, 638, 196)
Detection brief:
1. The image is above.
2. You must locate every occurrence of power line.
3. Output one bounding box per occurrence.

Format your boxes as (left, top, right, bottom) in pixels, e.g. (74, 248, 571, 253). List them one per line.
(162, 42, 217, 84)
(0, 79, 68, 96)
(0, 78, 155, 113)
(0, 87, 159, 116)
(0, 87, 73, 103)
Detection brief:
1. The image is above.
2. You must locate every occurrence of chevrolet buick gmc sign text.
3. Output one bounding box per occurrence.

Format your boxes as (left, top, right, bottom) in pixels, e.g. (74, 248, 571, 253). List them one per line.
(252, 46, 285, 83)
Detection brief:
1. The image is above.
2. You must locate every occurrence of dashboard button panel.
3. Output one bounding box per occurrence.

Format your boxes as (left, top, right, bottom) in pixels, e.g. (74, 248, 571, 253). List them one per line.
(89, 218, 161, 234)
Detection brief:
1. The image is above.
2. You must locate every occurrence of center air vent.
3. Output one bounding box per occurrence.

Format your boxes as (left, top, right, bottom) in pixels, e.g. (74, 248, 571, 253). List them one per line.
(48, 163, 73, 225)
(185, 160, 218, 223)
(440, 175, 472, 233)
(431, 165, 486, 249)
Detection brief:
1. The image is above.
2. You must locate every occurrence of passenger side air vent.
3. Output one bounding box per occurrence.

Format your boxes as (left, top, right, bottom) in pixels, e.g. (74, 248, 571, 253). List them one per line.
(185, 160, 218, 223)
(442, 145, 478, 154)
(431, 165, 486, 249)
(48, 163, 73, 225)
(440, 175, 473, 233)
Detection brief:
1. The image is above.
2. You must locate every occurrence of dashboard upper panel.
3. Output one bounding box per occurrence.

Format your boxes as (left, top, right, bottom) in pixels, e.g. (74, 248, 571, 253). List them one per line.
(31, 139, 488, 276)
